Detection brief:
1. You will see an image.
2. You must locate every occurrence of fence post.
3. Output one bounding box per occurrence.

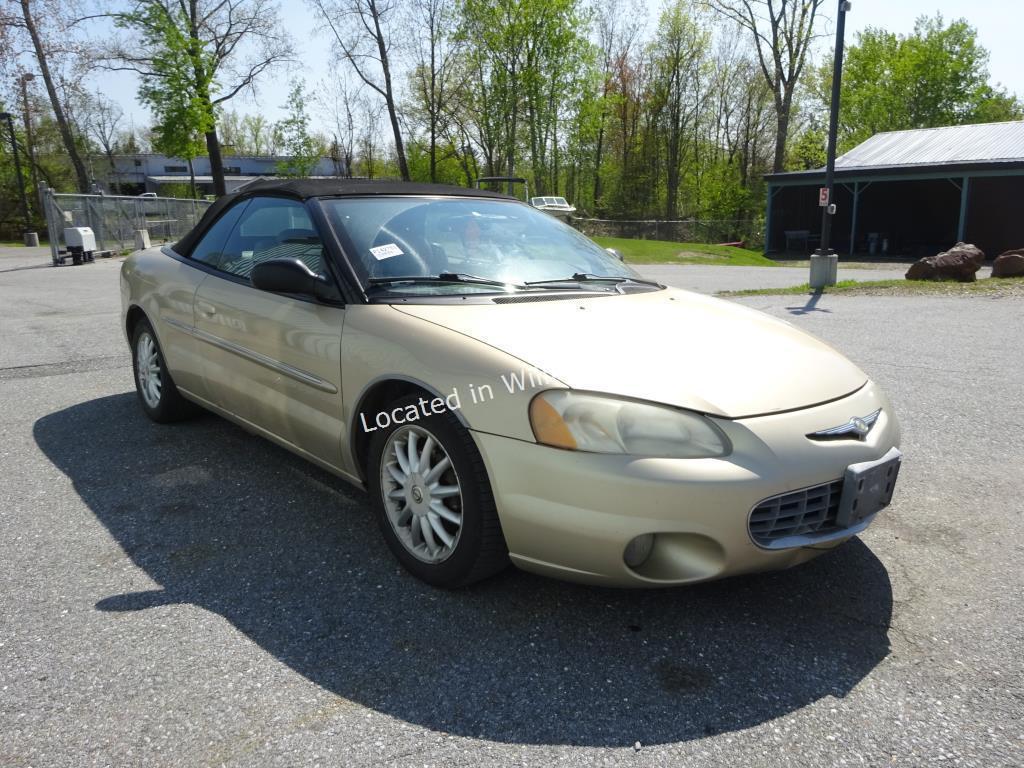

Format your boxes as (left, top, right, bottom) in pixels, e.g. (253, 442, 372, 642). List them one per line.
(40, 183, 60, 265)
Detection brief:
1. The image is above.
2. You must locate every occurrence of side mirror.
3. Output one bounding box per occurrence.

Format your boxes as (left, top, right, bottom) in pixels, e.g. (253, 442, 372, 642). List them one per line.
(251, 258, 331, 297)
(606, 247, 624, 261)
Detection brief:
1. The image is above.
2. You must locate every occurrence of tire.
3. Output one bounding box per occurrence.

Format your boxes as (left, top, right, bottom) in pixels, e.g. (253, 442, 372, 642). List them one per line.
(367, 395, 508, 587)
(130, 317, 198, 423)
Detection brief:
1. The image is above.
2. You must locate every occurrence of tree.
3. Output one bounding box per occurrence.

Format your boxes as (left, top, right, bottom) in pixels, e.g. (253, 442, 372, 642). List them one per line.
(275, 81, 321, 177)
(241, 114, 273, 155)
(459, 0, 533, 189)
(816, 15, 1022, 151)
(520, 0, 592, 196)
(651, 0, 708, 218)
(591, 0, 644, 209)
(84, 92, 124, 175)
(317, 71, 361, 177)
(107, 0, 293, 196)
(217, 108, 245, 154)
(310, 0, 410, 180)
(708, 0, 826, 172)
(145, 91, 207, 198)
(404, 0, 461, 183)
(6, 0, 92, 191)
(786, 125, 826, 169)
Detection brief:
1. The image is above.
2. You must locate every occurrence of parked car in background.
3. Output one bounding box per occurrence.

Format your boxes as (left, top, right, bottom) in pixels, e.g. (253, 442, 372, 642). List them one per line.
(121, 179, 901, 589)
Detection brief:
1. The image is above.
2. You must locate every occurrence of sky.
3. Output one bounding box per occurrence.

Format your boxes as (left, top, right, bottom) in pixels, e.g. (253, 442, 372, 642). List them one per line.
(85, 0, 1024, 142)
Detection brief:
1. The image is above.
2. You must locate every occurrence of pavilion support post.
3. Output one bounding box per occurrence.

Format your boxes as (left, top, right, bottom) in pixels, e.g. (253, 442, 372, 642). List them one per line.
(956, 176, 970, 242)
(764, 183, 775, 253)
(848, 181, 860, 256)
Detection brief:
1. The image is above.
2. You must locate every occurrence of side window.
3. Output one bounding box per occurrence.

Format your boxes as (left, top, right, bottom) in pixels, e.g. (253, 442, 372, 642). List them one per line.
(189, 200, 250, 267)
(218, 197, 326, 280)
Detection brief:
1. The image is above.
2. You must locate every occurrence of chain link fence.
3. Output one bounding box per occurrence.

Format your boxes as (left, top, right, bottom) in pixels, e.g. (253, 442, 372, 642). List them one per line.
(40, 184, 213, 265)
(569, 216, 763, 249)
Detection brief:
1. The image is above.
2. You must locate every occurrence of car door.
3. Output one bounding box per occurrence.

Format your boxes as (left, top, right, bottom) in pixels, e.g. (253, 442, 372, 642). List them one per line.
(190, 196, 347, 469)
(154, 198, 252, 400)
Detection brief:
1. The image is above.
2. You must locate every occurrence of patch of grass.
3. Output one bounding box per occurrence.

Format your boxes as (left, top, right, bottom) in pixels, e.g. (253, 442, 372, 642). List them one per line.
(0, 240, 46, 248)
(592, 235, 777, 266)
(721, 277, 1024, 298)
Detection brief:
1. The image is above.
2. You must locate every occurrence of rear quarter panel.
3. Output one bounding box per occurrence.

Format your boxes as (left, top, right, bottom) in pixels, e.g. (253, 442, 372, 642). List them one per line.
(121, 246, 207, 396)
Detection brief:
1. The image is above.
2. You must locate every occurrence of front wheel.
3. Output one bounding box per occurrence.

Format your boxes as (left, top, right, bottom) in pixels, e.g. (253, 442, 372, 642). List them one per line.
(130, 318, 197, 423)
(367, 396, 508, 587)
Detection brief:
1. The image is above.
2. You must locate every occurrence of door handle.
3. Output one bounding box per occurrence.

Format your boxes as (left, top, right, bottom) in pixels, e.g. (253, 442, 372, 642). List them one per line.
(197, 301, 217, 316)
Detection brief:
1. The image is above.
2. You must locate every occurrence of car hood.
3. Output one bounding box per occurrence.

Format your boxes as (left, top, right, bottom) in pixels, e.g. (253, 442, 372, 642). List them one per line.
(390, 288, 867, 418)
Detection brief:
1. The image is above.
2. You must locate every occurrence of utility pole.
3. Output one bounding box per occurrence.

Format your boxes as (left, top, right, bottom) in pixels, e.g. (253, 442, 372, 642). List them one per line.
(0, 111, 34, 244)
(809, 0, 851, 289)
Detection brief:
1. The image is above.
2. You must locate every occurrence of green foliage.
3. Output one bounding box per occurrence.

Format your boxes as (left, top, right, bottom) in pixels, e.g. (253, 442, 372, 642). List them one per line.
(156, 182, 202, 199)
(275, 82, 320, 177)
(116, 3, 213, 163)
(818, 14, 1023, 150)
(406, 140, 468, 186)
(458, 0, 596, 194)
(786, 127, 827, 170)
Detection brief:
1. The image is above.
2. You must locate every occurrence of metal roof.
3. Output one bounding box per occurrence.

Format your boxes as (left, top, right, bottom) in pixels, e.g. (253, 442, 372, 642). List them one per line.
(767, 120, 1024, 181)
(836, 121, 1024, 169)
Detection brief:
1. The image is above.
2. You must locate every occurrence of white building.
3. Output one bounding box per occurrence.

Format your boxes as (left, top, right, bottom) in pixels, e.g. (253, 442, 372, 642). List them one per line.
(105, 154, 346, 195)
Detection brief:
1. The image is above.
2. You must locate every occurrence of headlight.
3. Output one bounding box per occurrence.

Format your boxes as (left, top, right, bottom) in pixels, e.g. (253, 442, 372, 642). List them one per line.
(529, 390, 730, 459)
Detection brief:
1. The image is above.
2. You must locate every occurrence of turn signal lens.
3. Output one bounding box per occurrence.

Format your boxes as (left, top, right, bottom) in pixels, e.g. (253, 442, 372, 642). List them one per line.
(529, 395, 577, 449)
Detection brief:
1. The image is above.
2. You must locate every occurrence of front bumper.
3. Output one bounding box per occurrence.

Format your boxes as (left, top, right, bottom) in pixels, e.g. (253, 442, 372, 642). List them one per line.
(472, 381, 900, 586)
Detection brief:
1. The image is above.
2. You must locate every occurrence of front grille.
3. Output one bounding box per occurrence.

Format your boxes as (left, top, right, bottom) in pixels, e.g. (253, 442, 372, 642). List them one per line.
(748, 479, 844, 548)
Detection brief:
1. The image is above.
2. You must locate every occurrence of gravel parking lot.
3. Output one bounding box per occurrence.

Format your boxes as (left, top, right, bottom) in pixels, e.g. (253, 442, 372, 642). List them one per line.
(2, 248, 1022, 767)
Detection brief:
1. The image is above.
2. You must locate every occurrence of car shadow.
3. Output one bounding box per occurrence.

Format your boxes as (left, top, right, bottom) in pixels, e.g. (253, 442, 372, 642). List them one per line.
(34, 393, 893, 747)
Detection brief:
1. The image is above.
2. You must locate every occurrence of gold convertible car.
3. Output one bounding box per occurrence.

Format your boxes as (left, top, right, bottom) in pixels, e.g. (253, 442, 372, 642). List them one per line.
(121, 179, 901, 588)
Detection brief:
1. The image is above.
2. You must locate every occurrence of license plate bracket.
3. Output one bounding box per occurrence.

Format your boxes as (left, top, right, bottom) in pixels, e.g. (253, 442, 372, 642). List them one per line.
(836, 447, 902, 528)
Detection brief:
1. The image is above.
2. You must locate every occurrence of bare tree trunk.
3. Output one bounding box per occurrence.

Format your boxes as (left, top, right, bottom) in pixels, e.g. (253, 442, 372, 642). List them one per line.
(187, 156, 197, 198)
(19, 0, 90, 192)
(772, 93, 791, 173)
(370, 2, 409, 180)
(205, 129, 226, 196)
(593, 123, 605, 205)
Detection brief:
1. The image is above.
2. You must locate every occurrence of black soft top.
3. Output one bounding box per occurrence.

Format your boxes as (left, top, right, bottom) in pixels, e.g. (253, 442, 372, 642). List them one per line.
(175, 178, 513, 256)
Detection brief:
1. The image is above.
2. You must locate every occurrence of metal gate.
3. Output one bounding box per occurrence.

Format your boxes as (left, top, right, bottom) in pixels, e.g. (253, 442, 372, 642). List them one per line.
(39, 183, 213, 266)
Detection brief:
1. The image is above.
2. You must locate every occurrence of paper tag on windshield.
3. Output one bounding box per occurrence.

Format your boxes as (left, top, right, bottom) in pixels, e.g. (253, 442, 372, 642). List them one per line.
(370, 243, 404, 260)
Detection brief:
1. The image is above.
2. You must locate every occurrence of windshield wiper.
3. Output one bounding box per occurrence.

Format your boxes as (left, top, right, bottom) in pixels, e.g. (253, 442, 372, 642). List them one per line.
(525, 273, 663, 288)
(367, 272, 525, 289)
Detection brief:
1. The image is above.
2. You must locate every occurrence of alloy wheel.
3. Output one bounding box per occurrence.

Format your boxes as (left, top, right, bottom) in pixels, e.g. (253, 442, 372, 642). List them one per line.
(380, 424, 464, 563)
(136, 331, 162, 409)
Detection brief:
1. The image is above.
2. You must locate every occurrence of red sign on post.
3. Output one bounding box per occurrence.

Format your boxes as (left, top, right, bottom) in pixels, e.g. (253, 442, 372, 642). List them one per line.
(818, 187, 830, 207)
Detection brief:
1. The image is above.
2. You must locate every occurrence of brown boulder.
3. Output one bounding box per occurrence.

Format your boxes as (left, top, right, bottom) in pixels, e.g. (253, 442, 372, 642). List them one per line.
(905, 243, 984, 282)
(992, 250, 1024, 278)
(946, 241, 986, 266)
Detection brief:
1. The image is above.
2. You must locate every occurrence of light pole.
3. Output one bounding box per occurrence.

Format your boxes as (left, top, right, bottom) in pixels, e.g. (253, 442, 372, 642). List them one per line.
(809, 0, 851, 289)
(0, 111, 33, 242)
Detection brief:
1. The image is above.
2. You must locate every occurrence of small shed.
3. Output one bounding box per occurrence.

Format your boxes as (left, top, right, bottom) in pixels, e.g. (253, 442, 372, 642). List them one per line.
(764, 121, 1024, 258)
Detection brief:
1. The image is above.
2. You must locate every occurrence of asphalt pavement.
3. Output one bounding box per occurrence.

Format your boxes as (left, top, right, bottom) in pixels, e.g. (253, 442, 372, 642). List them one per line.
(2, 246, 1022, 767)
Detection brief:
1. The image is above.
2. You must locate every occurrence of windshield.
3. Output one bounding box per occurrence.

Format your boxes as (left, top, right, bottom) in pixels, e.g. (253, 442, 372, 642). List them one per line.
(322, 196, 640, 296)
